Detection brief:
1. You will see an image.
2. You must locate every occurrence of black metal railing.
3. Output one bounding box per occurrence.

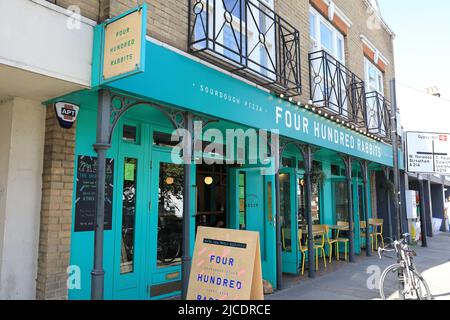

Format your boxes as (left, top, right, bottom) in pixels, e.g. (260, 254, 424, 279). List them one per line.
(309, 50, 367, 128)
(366, 91, 392, 141)
(188, 0, 301, 96)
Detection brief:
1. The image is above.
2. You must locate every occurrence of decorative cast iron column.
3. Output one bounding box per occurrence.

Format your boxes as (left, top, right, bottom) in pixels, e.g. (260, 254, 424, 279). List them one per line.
(274, 135, 283, 290)
(91, 89, 112, 300)
(303, 144, 315, 277)
(344, 156, 355, 263)
(182, 112, 194, 299)
(362, 161, 372, 256)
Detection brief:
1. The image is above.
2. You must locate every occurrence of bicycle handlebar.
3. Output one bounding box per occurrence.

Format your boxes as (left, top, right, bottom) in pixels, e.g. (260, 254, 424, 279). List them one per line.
(378, 247, 394, 260)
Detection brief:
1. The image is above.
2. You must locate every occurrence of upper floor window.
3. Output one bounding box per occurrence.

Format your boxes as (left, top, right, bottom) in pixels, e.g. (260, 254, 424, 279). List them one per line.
(193, 0, 275, 78)
(364, 57, 384, 94)
(190, 0, 301, 96)
(309, 8, 345, 64)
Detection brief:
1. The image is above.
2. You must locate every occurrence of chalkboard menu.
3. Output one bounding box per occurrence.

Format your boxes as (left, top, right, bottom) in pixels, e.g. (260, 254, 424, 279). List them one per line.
(75, 156, 114, 232)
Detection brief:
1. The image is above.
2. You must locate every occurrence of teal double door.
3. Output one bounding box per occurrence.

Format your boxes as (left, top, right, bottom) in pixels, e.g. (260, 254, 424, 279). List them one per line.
(228, 167, 277, 288)
(112, 126, 276, 297)
(113, 133, 195, 299)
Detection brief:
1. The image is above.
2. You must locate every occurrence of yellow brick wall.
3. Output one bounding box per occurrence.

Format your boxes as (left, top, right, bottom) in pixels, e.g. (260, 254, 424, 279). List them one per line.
(36, 106, 76, 300)
(47, 0, 395, 101)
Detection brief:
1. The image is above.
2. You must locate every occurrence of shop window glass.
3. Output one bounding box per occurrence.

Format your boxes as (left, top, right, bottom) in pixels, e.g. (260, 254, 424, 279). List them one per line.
(123, 125, 138, 144)
(297, 178, 306, 226)
(311, 162, 322, 224)
(196, 164, 227, 228)
(120, 158, 138, 274)
(267, 181, 273, 222)
(297, 160, 305, 171)
(282, 157, 294, 168)
(238, 172, 247, 230)
(334, 181, 349, 223)
(153, 131, 180, 147)
(331, 165, 340, 176)
(157, 163, 184, 268)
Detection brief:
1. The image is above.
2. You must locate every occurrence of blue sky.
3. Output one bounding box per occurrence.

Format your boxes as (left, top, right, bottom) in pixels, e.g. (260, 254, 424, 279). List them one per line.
(378, 0, 450, 99)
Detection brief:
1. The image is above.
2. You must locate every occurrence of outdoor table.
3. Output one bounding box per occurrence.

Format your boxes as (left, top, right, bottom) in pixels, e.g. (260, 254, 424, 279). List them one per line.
(326, 224, 349, 240)
(299, 225, 325, 238)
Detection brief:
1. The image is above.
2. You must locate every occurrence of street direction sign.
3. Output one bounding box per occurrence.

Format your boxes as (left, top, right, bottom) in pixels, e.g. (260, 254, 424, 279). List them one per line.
(406, 132, 450, 175)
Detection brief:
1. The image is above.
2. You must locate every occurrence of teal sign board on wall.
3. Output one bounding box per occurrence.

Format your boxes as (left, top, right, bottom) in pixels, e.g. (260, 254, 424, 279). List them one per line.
(96, 36, 396, 167)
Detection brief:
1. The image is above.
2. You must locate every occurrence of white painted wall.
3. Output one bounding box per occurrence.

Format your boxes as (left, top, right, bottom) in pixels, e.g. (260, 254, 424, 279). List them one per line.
(0, 98, 46, 299)
(0, 0, 94, 87)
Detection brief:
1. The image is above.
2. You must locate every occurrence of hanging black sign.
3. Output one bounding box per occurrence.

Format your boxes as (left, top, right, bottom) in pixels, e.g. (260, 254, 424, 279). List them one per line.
(75, 156, 114, 232)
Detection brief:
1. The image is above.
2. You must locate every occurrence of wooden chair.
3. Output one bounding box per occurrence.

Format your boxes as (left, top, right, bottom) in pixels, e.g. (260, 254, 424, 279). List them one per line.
(336, 221, 350, 261)
(298, 229, 309, 275)
(312, 225, 327, 271)
(370, 218, 385, 249)
(324, 225, 339, 263)
(360, 221, 374, 252)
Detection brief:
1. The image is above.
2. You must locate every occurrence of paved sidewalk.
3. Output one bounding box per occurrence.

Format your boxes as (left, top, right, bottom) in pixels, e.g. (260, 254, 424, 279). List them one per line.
(267, 233, 450, 300)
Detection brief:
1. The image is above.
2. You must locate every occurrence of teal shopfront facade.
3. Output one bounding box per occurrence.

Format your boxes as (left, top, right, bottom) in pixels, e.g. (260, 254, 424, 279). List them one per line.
(48, 32, 401, 300)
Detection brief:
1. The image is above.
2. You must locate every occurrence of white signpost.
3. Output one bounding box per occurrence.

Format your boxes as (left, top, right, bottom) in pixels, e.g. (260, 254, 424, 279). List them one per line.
(406, 132, 450, 175)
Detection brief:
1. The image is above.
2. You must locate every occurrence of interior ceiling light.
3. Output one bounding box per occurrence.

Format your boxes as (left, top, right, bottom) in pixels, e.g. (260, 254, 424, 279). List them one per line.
(204, 176, 214, 185)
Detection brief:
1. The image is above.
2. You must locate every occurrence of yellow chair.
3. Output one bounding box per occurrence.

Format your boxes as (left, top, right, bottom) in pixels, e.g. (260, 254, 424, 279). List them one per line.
(360, 221, 374, 252)
(370, 218, 385, 249)
(312, 225, 327, 271)
(298, 229, 309, 275)
(336, 221, 350, 261)
(282, 228, 291, 251)
(324, 225, 339, 263)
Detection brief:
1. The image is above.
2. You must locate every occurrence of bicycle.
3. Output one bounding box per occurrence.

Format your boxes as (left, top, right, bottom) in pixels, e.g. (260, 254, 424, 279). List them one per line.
(157, 216, 182, 265)
(378, 233, 432, 300)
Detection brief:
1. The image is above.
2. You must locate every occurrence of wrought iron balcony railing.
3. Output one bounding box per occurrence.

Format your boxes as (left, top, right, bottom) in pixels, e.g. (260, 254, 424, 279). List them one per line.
(366, 91, 392, 141)
(188, 0, 301, 96)
(309, 50, 367, 128)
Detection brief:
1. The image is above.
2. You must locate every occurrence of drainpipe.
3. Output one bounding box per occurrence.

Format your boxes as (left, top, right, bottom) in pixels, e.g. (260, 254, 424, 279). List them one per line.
(91, 89, 112, 300)
(304, 145, 315, 277)
(182, 112, 193, 300)
(363, 161, 371, 257)
(390, 79, 402, 239)
(345, 156, 355, 263)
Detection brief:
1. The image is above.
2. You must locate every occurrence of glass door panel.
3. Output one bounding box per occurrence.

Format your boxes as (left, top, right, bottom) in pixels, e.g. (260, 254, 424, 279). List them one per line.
(148, 150, 185, 299)
(279, 168, 298, 275)
(156, 162, 184, 268)
(121, 158, 138, 274)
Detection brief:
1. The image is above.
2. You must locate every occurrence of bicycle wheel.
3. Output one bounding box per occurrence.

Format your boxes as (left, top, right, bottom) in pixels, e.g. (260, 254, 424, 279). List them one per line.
(380, 264, 405, 300)
(380, 264, 432, 300)
(410, 269, 432, 300)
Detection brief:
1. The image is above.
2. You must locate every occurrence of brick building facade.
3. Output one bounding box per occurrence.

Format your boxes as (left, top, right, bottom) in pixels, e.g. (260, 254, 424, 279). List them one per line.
(1, 0, 398, 300)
